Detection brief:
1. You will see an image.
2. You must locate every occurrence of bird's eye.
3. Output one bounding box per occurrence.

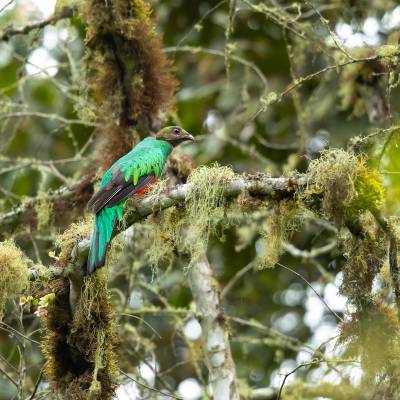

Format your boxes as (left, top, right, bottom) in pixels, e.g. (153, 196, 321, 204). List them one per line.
(173, 128, 180, 134)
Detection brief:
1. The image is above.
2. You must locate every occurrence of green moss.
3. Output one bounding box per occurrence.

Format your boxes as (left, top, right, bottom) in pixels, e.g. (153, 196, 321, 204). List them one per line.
(348, 170, 384, 213)
(0, 240, 29, 320)
(69, 271, 118, 399)
(306, 149, 384, 224)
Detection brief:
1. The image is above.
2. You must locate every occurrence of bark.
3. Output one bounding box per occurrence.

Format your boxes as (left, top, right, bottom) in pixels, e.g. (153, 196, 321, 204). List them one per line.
(188, 255, 239, 400)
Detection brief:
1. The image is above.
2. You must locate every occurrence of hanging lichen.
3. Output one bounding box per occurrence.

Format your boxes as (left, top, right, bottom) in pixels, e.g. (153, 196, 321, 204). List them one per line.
(36, 196, 53, 231)
(145, 206, 184, 269)
(338, 300, 400, 393)
(0, 240, 29, 320)
(183, 164, 236, 262)
(257, 201, 305, 269)
(145, 165, 236, 267)
(339, 214, 387, 306)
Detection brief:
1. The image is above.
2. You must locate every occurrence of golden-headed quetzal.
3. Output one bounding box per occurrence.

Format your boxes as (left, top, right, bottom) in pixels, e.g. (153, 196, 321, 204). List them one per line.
(86, 126, 194, 274)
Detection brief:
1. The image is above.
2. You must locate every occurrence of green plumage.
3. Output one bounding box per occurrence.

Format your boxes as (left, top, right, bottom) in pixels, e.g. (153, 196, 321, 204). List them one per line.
(87, 138, 173, 273)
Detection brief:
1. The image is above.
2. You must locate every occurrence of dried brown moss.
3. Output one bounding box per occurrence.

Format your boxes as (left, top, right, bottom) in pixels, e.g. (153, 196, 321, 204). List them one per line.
(81, 0, 178, 168)
(43, 220, 118, 399)
(42, 272, 118, 399)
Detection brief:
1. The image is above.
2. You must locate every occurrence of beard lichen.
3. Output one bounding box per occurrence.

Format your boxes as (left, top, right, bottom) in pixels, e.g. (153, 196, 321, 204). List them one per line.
(257, 201, 305, 269)
(339, 214, 387, 306)
(338, 300, 400, 388)
(305, 149, 384, 225)
(145, 165, 236, 268)
(0, 240, 29, 320)
(146, 206, 184, 269)
(36, 196, 53, 231)
(183, 164, 236, 262)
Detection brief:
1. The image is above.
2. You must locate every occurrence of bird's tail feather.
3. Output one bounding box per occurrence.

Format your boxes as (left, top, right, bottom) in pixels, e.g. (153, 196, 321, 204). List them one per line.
(87, 210, 117, 274)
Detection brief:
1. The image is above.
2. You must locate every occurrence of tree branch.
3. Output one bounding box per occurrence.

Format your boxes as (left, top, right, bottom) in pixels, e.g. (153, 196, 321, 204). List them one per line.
(61, 173, 306, 273)
(58, 173, 305, 323)
(0, 173, 94, 236)
(0, 6, 76, 42)
(188, 255, 239, 400)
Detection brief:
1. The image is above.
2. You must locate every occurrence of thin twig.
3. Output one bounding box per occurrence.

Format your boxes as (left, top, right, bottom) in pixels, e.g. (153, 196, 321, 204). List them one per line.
(28, 368, 44, 400)
(119, 369, 183, 400)
(276, 262, 344, 323)
(164, 45, 268, 88)
(0, 364, 18, 387)
(0, 322, 41, 345)
(119, 313, 162, 339)
(222, 261, 255, 297)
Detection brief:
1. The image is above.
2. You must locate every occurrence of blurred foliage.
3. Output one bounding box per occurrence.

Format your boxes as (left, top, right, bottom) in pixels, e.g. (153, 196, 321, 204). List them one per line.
(0, 0, 400, 399)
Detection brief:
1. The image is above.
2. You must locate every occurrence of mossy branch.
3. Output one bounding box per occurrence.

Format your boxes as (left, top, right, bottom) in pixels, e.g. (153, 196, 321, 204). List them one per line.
(59, 173, 305, 273)
(0, 173, 95, 236)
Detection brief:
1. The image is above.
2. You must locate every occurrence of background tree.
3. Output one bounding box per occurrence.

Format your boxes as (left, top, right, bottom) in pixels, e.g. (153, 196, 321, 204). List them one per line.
(0, 0, 400, 399)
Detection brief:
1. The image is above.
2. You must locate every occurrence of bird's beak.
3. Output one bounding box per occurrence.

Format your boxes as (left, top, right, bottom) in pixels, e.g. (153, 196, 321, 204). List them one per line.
(182, 130, 195, 142)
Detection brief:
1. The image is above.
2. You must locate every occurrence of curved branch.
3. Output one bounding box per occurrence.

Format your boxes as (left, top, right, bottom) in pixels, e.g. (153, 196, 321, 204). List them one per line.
(0, 6, 76, 42)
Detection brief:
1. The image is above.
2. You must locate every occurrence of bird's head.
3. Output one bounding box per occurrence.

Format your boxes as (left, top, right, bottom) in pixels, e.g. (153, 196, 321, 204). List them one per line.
(155, 126, 195, 147)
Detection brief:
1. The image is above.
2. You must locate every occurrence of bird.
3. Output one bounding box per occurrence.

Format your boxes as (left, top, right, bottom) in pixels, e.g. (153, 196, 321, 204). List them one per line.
(86, 126, 194, 274)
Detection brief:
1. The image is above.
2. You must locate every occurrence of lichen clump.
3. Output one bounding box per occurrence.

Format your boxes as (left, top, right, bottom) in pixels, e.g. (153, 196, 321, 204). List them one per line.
(0, 240, 29, 320)
(306, 149, 384, 224)
(146, 165, 236, 267)
(184, 164, 236, 261)
(55, 217, 93, 267)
